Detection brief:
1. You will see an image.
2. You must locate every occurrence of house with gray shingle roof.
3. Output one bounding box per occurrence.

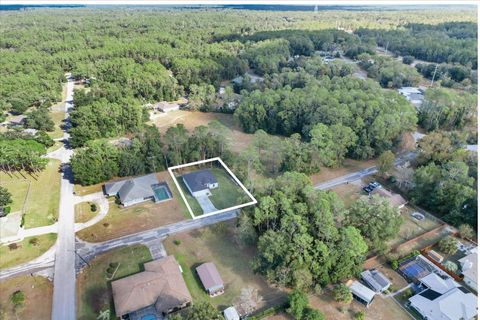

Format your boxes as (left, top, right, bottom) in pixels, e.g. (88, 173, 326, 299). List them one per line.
(182, 169, 218, 197)
(104, 173, 171, 207)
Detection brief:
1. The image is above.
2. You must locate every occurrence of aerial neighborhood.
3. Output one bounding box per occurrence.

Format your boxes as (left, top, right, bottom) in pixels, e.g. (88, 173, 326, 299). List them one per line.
(0, 3, 478, 320)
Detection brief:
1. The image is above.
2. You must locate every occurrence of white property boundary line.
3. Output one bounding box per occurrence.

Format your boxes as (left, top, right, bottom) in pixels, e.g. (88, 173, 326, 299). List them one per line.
(167, 157, 257, 220)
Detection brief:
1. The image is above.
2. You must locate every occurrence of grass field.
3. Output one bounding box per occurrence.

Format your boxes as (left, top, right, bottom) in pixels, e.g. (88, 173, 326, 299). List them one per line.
(309, 288, 412, 320)
(0, 160, 61, 228)
(48, 110, 65, 140)
(329, 182, 363, 208)
(75, 202, 98, 223)
(164, 222, 287, 313)
(74, 182, 103, 196)
(310, 158, 377, 185)
(0, 233, 57, 269)
(76, 245, 152, 320)
(76, 171, 189, 242)
(209, 167, 247, 210)
(0, 275, 53, 320)
(152, 110, 254, 152)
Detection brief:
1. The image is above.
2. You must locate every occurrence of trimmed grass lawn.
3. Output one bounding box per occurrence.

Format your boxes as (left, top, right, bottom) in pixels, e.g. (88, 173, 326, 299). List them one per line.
(0, 233, 57, 269)
(0, 275, 53, 320)
(48, 110, 65, 140)
(75, 202, 98, 223)
(77, 171, 190, 242)
(164, 222, 287, 312)
(0, 160, 61, 228)
(74, 182, 103, 196)
(76, 245, 152, 320)
(329, 182, 362, 208)
(209, 167, 246, 210)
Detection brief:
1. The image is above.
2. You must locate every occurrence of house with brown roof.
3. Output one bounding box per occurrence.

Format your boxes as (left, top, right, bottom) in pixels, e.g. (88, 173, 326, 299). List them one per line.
(371, 187, 408, 209)
(196, 262, 224, 296)
(111, 256, 192, 319)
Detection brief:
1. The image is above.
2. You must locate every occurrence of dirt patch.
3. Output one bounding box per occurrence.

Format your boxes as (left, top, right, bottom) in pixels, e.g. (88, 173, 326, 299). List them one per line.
(0, 275, 53, 320)
(76, 171, 189, 242)
(309, 289, 411, 320)
(152, 110, 254, 152)
(329, 183, 362, 208)
(375, 264, 409, 292)
(310, 158, 376, 185)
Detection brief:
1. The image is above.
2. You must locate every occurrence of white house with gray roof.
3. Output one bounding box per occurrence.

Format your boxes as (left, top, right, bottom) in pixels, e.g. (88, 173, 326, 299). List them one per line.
(182, 169, 218, 197)
(361, 269, 391, 293)
(104, 173, 171, 207)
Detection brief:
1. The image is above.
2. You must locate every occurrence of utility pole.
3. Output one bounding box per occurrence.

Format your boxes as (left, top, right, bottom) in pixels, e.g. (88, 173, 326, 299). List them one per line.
(430, 64, 439, 87)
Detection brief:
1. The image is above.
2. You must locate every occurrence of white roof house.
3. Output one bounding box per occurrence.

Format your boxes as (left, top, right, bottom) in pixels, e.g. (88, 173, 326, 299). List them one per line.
(459, 248, 478, 291)
(349, 281, 376, 307)
(409, 273, 478, 320)
(361, 269, 391, 293)
(398, 87, 425, 108)
(223, 306, 240, 320)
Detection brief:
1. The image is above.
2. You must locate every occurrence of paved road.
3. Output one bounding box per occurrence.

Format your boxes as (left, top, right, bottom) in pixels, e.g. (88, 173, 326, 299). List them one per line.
(51, 76, 76, 320)
(75, 209, 238, 270)
(314, 152, 417, 190)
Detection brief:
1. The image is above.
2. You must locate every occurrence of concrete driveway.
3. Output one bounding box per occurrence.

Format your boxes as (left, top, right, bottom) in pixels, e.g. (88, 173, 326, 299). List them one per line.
(195, 195, 217, 214)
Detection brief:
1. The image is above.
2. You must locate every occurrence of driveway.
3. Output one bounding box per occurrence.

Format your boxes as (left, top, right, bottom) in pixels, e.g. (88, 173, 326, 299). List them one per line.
(195, 195, 217, 214)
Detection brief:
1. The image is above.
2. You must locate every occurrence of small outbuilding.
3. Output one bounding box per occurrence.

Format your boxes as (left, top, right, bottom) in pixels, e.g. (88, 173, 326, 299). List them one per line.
(196, 262, 224, 296)
(154, 101, 180, 113)
(361, 269, 391, 293)
(182, 169, 218, 197)
(427, 250, 444, 263)
(223, 306, 240, 320)
(349, 281, 376, 307)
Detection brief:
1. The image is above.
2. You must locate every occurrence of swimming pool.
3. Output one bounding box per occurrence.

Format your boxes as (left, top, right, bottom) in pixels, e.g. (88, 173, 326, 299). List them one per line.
(152, 183, 172, 202)
(141, 315, 156, 320)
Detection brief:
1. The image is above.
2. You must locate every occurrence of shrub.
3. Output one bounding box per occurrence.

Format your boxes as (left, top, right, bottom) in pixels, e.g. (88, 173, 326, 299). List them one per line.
(173, 239, 181, 246)
(439, 236, 458, 255)
(402, 288, 414, 299)
(90, 203, 97, 212)
(458, 224, 475, 239)
(29, 237, 39, 246)
(8, 243, 19, 251)
(444, 261, 458, 272)
(391, 260, 399, 270)
(333, 284, 352, 304)
(10, 290, 25, 310)
(355, 311, 366, 320)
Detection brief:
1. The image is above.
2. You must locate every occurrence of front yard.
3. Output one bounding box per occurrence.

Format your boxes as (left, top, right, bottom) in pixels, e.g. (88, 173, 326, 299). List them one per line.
(0, 159, 61, 228)
(0, 233, 57, 269)
(76, 171, 189, 242)
(76, 245, 152, 320)
(164, 222, 287, 313)
(0, 275, 53, 320)
(75, 201, 98, 223)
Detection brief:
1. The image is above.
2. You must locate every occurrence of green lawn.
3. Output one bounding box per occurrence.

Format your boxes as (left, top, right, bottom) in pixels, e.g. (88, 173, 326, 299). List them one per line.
(76, 245, 152, 320)
(0, 233, 57, 269)
(0, 160, 61, 228)
(48, 110, 65, 140)
(165, 223, 287, 311)
(209, 167, 247, 210)
(75, 202, 98, 223)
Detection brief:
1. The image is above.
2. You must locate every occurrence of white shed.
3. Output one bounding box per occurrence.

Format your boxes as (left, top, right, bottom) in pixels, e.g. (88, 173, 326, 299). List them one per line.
(224, 306, 240, 320)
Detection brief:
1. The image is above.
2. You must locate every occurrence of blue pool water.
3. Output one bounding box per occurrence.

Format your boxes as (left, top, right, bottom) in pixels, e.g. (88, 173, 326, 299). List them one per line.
(141, 315, 156, 320)
(152, 183, 172, 202)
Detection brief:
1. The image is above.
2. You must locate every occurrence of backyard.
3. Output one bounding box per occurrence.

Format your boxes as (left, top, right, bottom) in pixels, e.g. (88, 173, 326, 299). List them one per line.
(309, 288, 412, 320)
(76, 245, 152, 320)
(0, 233, 57, 269)
(0, 159, 61, 228)
(76, 171, 189, 242)
(0, 275, 53, 320)
(164, 222, 287, 313)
